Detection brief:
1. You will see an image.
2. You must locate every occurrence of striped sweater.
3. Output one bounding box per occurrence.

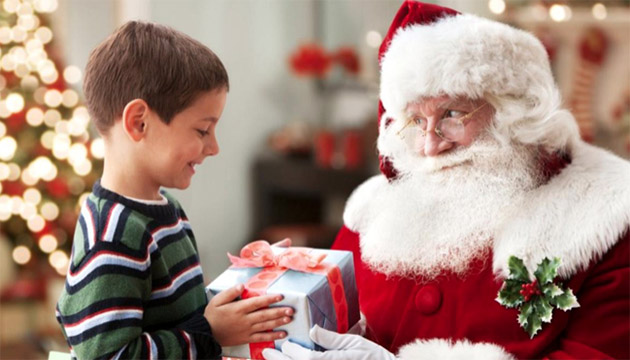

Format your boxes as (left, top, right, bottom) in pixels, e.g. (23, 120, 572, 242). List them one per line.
(56, 181, 222, 359)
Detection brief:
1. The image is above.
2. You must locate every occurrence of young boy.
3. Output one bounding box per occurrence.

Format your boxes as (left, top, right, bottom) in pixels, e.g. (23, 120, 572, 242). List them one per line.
(56, 21, 292, 359)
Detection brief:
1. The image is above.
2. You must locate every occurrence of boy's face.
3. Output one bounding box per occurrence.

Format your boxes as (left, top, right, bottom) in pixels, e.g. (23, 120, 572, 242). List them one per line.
(142, 88, 227, 190)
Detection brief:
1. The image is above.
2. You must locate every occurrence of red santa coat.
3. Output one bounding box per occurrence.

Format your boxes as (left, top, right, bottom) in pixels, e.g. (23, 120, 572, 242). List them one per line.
(333, 142, 630, 359)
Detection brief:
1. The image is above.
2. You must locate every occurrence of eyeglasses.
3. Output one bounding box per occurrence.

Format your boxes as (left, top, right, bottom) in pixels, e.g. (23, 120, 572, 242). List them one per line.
(397, 102, 488, 143)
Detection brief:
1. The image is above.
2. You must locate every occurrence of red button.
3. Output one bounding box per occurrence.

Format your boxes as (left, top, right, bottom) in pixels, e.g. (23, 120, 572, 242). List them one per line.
(414, 284, 442, 315)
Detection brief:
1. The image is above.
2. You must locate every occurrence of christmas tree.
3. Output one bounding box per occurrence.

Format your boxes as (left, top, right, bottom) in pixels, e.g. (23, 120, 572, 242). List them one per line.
(0, 0, 102, 281)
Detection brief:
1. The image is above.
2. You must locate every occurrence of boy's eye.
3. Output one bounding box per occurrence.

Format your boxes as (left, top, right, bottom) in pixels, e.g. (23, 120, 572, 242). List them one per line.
(444, 109, 465, 119)
(196, 129, 209, 137)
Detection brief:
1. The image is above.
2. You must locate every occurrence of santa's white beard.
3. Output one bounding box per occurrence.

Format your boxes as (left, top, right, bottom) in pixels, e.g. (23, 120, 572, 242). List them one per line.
(361, 135, 542, 280)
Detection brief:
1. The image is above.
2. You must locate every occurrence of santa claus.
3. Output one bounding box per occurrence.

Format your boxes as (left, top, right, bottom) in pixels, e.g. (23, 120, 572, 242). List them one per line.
(263, 1, 629, 359)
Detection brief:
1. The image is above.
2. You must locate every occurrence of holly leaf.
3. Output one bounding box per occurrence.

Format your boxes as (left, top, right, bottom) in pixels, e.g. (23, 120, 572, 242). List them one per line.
(541, 283, 564, 298)
(497, 279, 524, 308)
(535, 296, 553, 323)
(518, 301, 533, 327)
(533, 257, 560, 284)
(508, 256, 530, 282)
(552, 288, 580, 311)
(519, 300, 543, 338)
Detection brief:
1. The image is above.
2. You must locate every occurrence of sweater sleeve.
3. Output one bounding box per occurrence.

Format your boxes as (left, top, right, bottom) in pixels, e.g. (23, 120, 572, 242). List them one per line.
(56, 240, 222, 360)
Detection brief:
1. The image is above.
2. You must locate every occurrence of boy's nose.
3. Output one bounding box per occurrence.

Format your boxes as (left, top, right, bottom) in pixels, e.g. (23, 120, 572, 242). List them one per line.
(204, 137, 219, 157)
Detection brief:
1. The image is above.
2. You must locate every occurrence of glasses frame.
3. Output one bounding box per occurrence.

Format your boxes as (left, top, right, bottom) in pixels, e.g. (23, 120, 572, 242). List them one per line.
(396, 102, 488, 143)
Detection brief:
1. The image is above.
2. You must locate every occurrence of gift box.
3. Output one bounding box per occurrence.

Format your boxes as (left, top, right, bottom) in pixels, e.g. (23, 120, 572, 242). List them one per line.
(207, 241, 359, 359)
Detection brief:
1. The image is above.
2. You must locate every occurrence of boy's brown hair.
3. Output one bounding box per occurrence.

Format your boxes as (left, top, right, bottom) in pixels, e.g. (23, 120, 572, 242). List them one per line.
(84, 21, 229, 134)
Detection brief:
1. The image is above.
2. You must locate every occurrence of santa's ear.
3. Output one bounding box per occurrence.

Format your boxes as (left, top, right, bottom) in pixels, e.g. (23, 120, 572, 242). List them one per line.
(122, 99, 151, 142)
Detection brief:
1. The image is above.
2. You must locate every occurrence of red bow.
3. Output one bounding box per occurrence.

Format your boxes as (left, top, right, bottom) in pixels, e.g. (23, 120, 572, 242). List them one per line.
(227, 240, 327, 271)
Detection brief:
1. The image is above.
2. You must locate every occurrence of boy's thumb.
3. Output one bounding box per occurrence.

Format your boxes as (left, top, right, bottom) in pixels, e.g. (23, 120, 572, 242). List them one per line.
(212, 283, 244, 305)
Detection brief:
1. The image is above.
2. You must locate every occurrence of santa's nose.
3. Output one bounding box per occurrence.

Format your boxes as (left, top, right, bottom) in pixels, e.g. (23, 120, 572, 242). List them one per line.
(421, 130, 453, 156)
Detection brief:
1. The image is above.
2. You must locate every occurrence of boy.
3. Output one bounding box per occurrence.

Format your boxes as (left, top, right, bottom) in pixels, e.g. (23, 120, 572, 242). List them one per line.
(56, 21, 292, 359)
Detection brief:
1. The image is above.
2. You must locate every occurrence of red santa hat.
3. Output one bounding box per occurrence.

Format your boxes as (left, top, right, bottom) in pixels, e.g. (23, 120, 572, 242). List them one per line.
(377, 0, 561, 179)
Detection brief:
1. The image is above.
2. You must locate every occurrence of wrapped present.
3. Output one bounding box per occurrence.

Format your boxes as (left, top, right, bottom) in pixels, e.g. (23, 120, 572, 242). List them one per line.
(207, 240, 359, 359)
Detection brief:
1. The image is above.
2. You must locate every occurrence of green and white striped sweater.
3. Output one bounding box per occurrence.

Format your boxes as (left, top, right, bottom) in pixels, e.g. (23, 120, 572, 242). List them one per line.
(56, 181, 222, 359)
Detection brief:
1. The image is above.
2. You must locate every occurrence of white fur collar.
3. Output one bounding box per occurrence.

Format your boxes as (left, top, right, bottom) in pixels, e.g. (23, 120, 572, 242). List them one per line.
(344, 142, 630, 280)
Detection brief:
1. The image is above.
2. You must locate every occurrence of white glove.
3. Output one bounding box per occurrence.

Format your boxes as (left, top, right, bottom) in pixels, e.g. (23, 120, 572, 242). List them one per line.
(262, 325, 397, 360)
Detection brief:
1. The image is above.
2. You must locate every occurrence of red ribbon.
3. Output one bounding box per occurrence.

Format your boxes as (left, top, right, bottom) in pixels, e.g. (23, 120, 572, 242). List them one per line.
(227, 240, 349, 359)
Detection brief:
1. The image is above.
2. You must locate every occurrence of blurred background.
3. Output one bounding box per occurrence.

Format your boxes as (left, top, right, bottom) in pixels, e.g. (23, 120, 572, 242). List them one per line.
(0, 0, 628, 358)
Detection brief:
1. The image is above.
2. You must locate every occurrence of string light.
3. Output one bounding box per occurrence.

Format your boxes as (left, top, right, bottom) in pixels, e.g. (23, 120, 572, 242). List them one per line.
(34, 0, 59, 14)
(52, 134, 70, 159)
(549, 4, 572, 22)
(5, 93, 24, 113)
(90, 138, 105, 159)
(0, 136, 17, 160)
(11, 25, 27, 42)
(0, 26, 11, 44)
(21, 168, 37, 185)
(39, 234, 57, 253)
(3, 0, 20, 13)
(27, 214, 45, 232)
(12, 245, 31, 265)
(7, 162, 20, 180)
(68, 143, 87, 166)
(0, 121, 6, 137)
(365, 31, 382, 49)
(62, 89, 79, 107)
(34, 26, 52, 43)
(63, 65, 81, 84)
(488, 0, 506, 15)
(10, 195, 23, 214)
(49, 249, 69, 276)
(44, 89, 62, 107)
(0, 195, 11, 221)
(43, 108, 61, 127)
(23, 188, 42, 204)
(26, 107, 45, 126)
(0, 162, 9, 180)
(73, 159, 92, 176)
(19, 202, 36, 220)
(40, 201, 59, 220)
(20, 74, 39, 90)
(592, 3, 607, 20)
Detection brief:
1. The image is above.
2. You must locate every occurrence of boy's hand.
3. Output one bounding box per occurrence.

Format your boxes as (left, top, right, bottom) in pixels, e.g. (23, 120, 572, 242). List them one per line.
(206, 284, 294, 347)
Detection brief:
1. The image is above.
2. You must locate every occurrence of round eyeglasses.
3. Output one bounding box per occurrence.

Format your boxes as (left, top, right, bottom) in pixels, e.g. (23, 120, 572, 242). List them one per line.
(397, 102, 488, 143)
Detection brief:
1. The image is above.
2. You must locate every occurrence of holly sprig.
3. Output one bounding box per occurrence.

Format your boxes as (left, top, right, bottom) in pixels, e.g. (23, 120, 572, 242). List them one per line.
(496, 256, 579, 338)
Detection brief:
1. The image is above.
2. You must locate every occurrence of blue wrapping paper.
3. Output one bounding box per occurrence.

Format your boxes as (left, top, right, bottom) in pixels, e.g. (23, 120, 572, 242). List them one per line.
(207, 247, 359, 359)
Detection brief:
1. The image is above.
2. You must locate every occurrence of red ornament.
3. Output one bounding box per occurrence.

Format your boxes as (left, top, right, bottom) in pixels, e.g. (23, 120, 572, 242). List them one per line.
(332, 47, 360, 75)
(2, 181, 25, 196)
(314, 130, 335, 168)
(46, 178, 70, 198)
(289, 43, 332, 78)
(6, 110, 26, 132)
(342, 130, 362, 169)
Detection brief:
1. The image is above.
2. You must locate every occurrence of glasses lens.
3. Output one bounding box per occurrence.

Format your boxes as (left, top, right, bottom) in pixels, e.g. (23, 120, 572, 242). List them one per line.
(399, 122, 425, 149)
(438, 118, 465, 142)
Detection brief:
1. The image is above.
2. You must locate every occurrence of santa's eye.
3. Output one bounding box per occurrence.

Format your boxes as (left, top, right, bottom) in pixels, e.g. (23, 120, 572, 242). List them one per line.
(444, 109, 465, 119)
(414, 117, 428, 130)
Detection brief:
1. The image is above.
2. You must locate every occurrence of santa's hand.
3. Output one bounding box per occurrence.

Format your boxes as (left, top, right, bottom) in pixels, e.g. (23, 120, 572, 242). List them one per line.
(262, 325, 396, 360)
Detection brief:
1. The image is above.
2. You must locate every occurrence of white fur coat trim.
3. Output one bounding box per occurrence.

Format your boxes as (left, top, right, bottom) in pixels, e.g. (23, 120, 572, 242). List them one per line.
(397, 338, 515, 360)
(344, 142, 630, 280)
(492, 142, 630, 278)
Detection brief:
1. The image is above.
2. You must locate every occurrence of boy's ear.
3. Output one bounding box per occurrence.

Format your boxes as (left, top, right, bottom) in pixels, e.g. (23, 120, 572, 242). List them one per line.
(122, 99, 150, 142)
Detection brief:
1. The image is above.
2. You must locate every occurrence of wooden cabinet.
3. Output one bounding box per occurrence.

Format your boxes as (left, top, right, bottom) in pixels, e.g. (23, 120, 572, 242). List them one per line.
(250, 154, 372, 248)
